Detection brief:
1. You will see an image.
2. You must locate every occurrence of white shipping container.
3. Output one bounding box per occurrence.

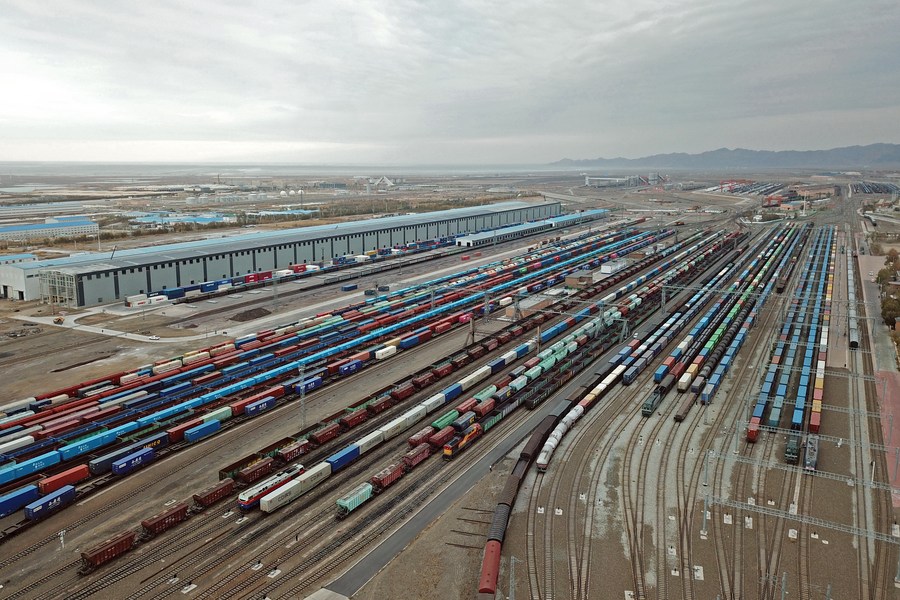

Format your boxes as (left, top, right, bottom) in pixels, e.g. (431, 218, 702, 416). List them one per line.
(260, 462, 332, 512)
(374, 346, 397, 360)
(423, 393, 446, 413)
(401, 405, 427, 428)
(355, 255, 368, 263)
(183, 351, 211, 365)
(378, 416, 408, 440)
(203, 406, 232, 423)
(275, 269, 293, 277)
(126, 294, 148, 303)
(356, 430, 384, 454)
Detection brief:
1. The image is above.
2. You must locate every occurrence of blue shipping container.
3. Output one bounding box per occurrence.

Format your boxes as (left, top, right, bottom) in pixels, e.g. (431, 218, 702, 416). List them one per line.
(339, 360, 363, 376)
(58, 432, 116, 462)
(184, 420, 220, 443)
(326, 444, 360, 473)
(112, 447, 155, 475)
(0, 485, 40, 518)
(341, 284, 358, 292)
(25, 485, 76, 520)
(245, 397, 276, 417)
(295, 376, 323, 394)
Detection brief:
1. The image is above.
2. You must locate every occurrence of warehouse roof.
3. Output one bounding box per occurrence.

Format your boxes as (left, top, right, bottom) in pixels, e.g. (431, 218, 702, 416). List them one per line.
(0, 253, 37, 262)
(25, 201, 550, 275)
(0, 219, 96, 234)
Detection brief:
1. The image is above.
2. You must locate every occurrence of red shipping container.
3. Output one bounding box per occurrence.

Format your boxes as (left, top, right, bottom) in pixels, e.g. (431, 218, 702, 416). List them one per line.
(276, 439, 309, 463)
(327, 359, 350, 375)
(370, 462, 404, 490)
(402, 444, 431, 470)
(141, 502, 189, 537)
(809, 411, 821, 434)
(194, 371, 223, 385)
(236, 457, 274, 484)
(433, 322, 452, 335)
(339, 409, 369, 430)
(407, 426, 435, 448)
(193, 478, 235, 507)
(38, 464, 90, 494)
(309, 422, 341, 445)
(33, 419, 80, 441)
(167, 418, 204, 443)
(349, 351, 370, 363)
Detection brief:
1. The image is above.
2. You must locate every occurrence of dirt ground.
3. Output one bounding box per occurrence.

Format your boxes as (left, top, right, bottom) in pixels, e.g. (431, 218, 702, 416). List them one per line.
(352, 455, 514, 600)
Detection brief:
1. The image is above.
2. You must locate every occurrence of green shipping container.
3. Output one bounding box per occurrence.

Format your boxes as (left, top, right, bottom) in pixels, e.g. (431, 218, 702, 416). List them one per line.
(474, 385, 497, 402)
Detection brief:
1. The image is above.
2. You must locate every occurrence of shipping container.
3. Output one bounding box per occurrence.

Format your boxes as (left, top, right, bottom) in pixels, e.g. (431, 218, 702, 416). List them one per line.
(0, 485, 40, 518)
(38, 464, 90, 494)
(25, 485, 76, 520)
(112, 447, 155, 476)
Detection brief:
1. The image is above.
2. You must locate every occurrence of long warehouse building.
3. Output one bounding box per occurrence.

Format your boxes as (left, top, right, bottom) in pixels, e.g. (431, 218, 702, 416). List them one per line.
(1, 201, 563, 307)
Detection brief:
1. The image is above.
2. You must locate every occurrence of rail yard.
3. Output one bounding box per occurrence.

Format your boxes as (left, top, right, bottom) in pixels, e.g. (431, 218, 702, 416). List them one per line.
(0, 184, 898, 600)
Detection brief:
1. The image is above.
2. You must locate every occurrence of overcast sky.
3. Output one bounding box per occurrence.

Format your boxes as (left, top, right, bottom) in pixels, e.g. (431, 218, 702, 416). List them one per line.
(1, 0, 898, 164)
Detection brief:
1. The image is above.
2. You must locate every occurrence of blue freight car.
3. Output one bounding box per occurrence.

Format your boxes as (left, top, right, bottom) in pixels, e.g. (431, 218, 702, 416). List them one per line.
(326, 444, 360, 473)
(89, 431, 170, 475)
(245, 397, 276, 417)
(339, 360, 363, 376)
(294, 376, 323, 394)
(184, 420, 220, 443)
(112, 447, 155, 475)
(24, 484, 76, 520)
(0, 485, 40, 518)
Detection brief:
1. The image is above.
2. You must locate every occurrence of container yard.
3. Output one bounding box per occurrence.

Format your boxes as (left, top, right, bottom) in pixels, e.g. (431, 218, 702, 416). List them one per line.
(0, 179, 896, 600)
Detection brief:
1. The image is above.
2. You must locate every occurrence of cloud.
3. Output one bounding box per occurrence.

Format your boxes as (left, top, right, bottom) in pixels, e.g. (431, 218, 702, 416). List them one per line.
(0, 0, 898, 163)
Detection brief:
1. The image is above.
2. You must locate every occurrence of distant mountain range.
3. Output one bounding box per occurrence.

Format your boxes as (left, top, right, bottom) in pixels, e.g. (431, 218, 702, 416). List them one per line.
(551, 143, 900, 170)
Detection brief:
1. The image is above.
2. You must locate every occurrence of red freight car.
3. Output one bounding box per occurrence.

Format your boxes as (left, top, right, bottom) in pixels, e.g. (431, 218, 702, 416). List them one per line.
(432, 363, 454, 378)
(140, 502, 189, 538)
(79, 530, 136, 574)
(402, 444, 431, 470)
(32, 419, 80, 441)
(411, 373, 435, 389)
(193, 478, 235, 508)
(366, 397, 393, 415)
(237, 458, 275, 485)
(473, 398, 495, 418)
(407, 426, 435, 448)
(309, 422, 341, 445)
(339, 409, 369, 430)
(276, 439, 310, 463)
(483, 339, 499, 352)
(428, 426, 455, 449)
(370, 463, 404, 491)
(455, 397, 478, 415)
(390, 382, 415, 402)
(38, 464, 90, 494)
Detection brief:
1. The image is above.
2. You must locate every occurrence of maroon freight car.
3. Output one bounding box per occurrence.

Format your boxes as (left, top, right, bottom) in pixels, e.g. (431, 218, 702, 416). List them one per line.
(411, 373, 435, 389)
(309, 422, 341, 445)
(473, 398, 495, 418)
(428, 425, 455, 449)
(432, 363, 454, 378)
(366, 397, 393, 415)
(370, 463, 404, 491)
(79, 530, 137, 574)
(276, 440, 309, 463)
(390, 382, 415, 402)
(402, 443, 431, 470)
(407, 426, 435, 448)
(193, 478, 235, 508)
(339, 409, 369, 430)
(140, 502, 189, 538)
(455, 397, 478, 415)
(237, 457, 275, 485)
